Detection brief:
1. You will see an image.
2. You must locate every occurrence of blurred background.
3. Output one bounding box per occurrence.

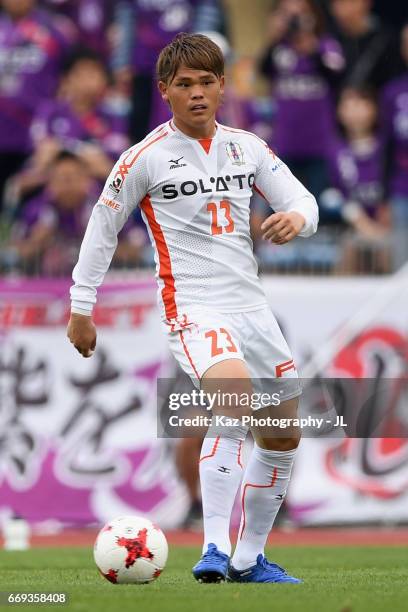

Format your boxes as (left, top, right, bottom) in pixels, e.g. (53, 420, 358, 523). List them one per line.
(0, 0, 407, 544)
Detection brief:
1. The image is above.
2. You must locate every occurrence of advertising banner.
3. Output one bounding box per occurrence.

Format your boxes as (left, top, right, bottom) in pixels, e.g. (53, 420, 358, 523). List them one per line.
(0, 278, 188, 528)
(1, 275, 407, 526)
(263, 277, 408, 525)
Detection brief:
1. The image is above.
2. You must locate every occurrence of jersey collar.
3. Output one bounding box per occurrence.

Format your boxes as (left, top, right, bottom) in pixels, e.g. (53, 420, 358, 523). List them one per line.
(168, 119, 218, 142)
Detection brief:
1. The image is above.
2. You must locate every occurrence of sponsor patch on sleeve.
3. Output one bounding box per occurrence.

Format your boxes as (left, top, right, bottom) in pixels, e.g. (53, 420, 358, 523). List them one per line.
(98, 194, 122, 212)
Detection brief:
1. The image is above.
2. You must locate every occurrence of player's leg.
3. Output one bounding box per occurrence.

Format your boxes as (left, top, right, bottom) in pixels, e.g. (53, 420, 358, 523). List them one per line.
(192, 358, 250, 582)
(229, 398, 302, 583)
(199, 360, 250, 547)
(227, 306, 302, 583)
(165, 314, 250, 582)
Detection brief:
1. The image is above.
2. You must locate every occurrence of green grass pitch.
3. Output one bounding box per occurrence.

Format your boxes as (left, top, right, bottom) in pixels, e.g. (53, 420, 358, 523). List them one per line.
(1, 546, 408, 612)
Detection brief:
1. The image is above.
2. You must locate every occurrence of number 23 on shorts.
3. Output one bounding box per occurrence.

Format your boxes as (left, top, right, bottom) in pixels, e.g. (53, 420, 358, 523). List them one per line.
(205, 328, 238, 357)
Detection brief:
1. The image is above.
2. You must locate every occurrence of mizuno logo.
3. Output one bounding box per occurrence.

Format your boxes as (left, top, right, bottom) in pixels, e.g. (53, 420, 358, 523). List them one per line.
(169, 156, 187, 169)
(217, 466, 231, 474)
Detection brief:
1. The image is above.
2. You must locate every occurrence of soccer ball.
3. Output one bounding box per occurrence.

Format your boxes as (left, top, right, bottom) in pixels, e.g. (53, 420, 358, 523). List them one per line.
(94, 516, 168, 584)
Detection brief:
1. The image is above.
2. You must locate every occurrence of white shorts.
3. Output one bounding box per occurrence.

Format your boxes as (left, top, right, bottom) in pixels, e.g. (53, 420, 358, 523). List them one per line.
(164, 306, 301, 404)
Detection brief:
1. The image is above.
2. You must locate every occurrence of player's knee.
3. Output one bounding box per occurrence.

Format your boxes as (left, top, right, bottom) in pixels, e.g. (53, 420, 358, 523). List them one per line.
(255, 434, 301, 451)
(202, 358, 250, 381)
(202, 362, 253, 419)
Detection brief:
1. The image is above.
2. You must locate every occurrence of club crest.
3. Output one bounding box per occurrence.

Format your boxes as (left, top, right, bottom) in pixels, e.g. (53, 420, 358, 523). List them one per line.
(226, 141, 245, 166)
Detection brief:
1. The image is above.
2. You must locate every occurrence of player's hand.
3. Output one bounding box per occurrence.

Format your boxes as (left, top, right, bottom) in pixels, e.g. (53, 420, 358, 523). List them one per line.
(67, 313, 97, 358)
(261, 211, 305, 245)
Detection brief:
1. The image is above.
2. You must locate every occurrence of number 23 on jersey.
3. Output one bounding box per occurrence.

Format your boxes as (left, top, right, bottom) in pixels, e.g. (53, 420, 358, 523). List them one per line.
(207, 200, 234, 235)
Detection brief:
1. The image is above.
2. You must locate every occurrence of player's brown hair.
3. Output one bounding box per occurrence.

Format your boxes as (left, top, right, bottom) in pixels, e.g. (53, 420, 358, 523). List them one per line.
(156, 33, 224, 84)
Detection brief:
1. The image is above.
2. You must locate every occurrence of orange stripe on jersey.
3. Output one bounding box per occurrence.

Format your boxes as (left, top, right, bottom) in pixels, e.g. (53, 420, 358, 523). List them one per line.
(152, 124, 167, 134)
(220, 125, 267, 146)
(198, 138, 212, 154)
(114, 131, 168, 186)
(140, 195, 177, 320)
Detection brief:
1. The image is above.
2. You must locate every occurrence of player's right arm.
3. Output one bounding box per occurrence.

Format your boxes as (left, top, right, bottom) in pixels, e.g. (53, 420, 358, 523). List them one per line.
(67, 145, 148, 357)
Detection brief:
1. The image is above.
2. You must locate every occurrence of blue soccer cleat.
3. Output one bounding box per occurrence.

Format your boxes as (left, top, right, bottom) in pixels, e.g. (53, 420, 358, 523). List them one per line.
(227, 554, 302, 584)
(192, 543, 230, 583)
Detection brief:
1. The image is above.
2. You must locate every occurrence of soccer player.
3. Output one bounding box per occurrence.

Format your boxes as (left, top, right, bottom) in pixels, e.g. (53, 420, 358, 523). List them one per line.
(67, 33, 318, 583)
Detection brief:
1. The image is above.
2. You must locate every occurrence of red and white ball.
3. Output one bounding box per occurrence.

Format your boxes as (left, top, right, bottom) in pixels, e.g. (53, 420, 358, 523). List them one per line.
(94, 516, 168, 584)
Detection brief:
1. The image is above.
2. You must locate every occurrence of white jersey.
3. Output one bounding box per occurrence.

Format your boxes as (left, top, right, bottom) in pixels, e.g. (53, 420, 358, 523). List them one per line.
(71, 120, 318, 322)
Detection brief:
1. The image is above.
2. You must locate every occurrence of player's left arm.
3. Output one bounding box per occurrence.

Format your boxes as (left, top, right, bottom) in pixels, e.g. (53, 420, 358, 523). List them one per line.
(253, 142, 319, 245)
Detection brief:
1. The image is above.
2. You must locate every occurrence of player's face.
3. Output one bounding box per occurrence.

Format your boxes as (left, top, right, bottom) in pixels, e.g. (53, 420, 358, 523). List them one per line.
(159, 66, 224, 137)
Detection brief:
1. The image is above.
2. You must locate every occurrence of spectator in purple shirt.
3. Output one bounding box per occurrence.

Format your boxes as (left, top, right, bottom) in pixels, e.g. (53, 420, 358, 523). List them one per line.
(31, 48, 129, 165)
(112, 0, 227, 143)
(259, 0, 345, 200)
(7, 48, 129, 206)
(322, 86, 390, 272)
(3, 150, 94, 275)
(41, 0, 114, 60)
(2, 151, 148, 275)
(327, 0, 401, 90)
(0, 0, 70, 209)
(380, 24, 408, 270)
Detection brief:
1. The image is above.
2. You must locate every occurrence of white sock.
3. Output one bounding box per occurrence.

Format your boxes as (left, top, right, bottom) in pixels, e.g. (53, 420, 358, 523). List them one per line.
(231, 445, 297, 570)
(199, 424, 248, 556)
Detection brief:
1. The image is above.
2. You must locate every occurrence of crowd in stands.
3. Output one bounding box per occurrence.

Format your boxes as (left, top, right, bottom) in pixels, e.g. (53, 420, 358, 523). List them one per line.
(0, 0, 407, 276)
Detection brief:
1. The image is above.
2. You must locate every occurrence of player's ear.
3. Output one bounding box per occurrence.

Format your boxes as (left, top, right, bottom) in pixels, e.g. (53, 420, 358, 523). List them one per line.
(158, 80, 169, 103)
(219, 75, 225, 96)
